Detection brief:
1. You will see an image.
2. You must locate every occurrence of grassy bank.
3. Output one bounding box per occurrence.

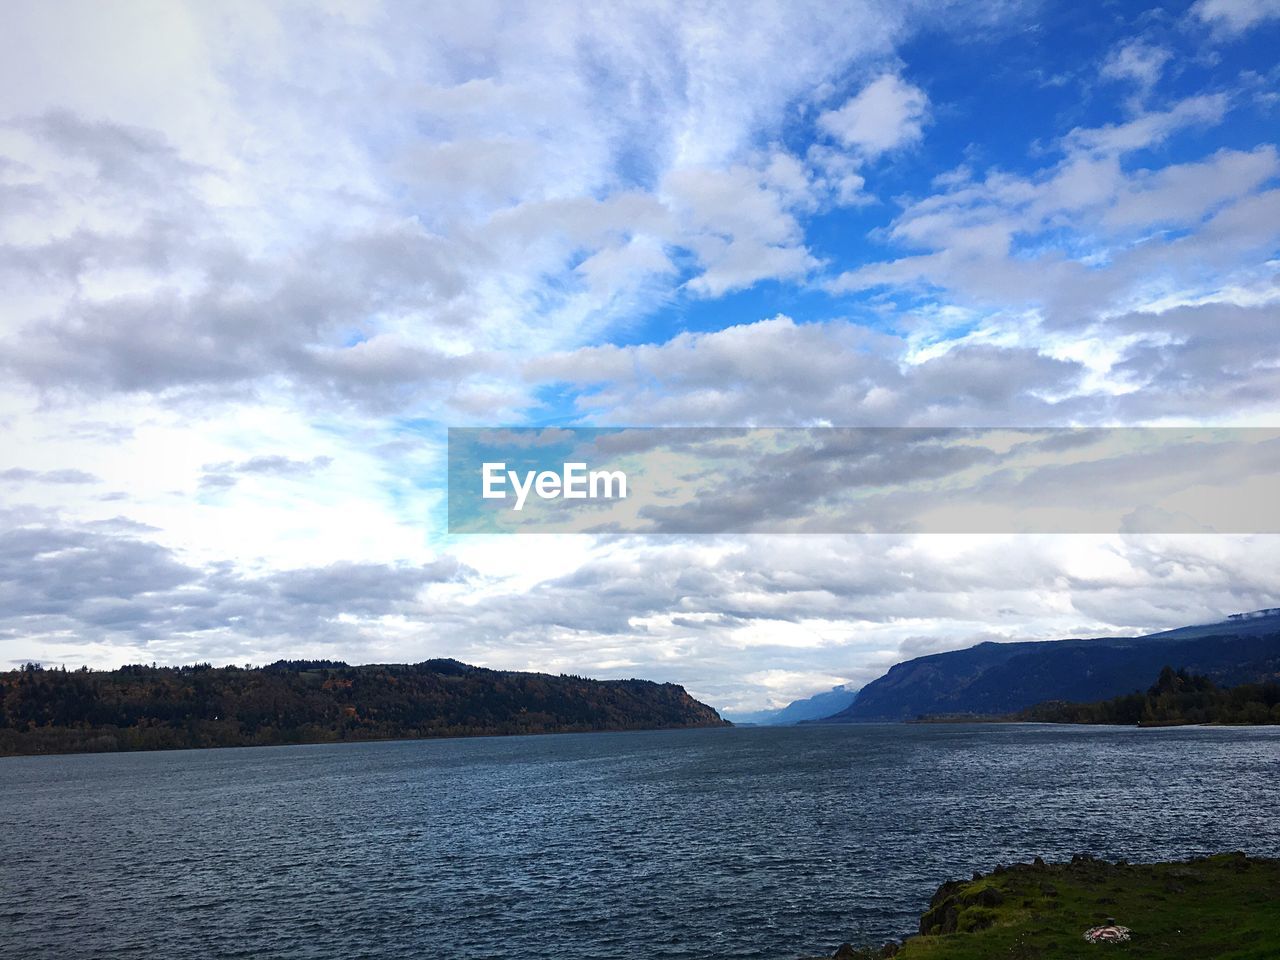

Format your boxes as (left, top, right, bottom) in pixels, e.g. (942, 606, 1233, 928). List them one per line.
(815, 853, 1280, 960)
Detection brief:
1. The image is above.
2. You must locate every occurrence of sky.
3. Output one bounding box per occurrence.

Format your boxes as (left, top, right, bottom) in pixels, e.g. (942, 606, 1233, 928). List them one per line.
(2, 0, 1279, 716)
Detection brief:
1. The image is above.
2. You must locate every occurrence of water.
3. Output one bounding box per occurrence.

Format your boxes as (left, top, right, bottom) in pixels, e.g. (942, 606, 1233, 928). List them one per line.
(2, 723, 1278, 959)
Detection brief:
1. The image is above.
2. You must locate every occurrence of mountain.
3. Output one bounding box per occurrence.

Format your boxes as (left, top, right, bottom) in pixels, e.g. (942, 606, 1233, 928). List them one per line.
(824, 612, 1280, 722)
(728, 684, 859, 725)
(0, 659, 729, 756)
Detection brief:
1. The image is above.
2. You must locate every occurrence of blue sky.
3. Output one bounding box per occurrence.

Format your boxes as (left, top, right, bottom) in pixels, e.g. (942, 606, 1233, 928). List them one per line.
(1, 0, 1279, 714)
(540, 1, 1280, 360)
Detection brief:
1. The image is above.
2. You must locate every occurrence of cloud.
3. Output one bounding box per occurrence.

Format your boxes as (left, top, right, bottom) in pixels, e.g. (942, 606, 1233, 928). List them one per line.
(0, 0, 944, 412)
(1100, 145, 1278, 228)
(268, 558, 469, 612)
(1106, 301, 1280, 420)
(1064, 93, 1228, 155)
(0, 521, 200, 622)
(819, 80, 1280, 425)
(1099, 40, 1172, 109)
(662, 156, 822, 296)
(427, 532, 1280, 709)
(1192, 0, 1280, 37)
(806, 144, 871, 205)
(527, 316, 1086, 427)
(0, 468, 99, 484)
(198, 455, 333, 491)
(0, 508, 472, 659)
(818, 73, 929, 157)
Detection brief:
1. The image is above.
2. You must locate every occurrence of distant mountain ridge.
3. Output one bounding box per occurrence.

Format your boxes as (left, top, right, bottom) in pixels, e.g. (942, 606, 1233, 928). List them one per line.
(0, 659, 729, 756)
(728, 684, 858, 725)
(824, 611, 1280, 722)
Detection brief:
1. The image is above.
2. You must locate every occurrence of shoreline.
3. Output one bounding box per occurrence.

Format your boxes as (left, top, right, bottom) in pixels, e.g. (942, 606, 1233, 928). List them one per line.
(801, 853, 1280, 960)
(0, 717, 734, 760)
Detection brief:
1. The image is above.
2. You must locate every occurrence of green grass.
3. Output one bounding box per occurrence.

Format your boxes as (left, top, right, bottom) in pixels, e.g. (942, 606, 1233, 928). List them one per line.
(823, 853, 1280, 960)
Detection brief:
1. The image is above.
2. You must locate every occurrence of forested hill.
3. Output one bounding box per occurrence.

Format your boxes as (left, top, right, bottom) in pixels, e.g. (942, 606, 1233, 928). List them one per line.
(0, 659, 728, 756)
(1018, 666, 1280, 726)
(825, 613, 1280, 722)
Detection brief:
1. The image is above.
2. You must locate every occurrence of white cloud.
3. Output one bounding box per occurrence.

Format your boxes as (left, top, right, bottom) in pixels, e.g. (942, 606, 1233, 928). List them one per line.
(825, 92, 1280, 403)
(1064, 93, 1228, 155)
(525, 315, 1085, 426)
(661, 158, 822, 296)
(817, 73, 929, 157)
(1192, 0, 1280, 37)
(1099, 40, 1172, 109)
(1102, 145, 1278, 228)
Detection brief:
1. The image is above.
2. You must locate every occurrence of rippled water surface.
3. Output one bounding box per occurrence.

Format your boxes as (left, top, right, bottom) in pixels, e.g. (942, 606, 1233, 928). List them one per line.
(3, 724, 1279, 959)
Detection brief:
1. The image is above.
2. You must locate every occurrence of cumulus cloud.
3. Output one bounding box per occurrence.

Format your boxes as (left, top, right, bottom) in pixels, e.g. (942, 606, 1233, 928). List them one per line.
(818, 73, 930, 158)
(661, 156, 822, 296)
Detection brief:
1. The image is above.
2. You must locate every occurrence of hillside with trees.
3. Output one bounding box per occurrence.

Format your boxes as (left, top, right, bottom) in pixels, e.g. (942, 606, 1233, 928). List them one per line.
(0, 659, 728, 756)
(827, 614, 1280, 721)
(1018, 666, 1280, 726)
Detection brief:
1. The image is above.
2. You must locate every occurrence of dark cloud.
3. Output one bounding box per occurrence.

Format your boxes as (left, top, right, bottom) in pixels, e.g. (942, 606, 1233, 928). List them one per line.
(0, 524, 199, 620)
(269, 559, 467, 612)
(22, 111, 208, 191)
(0, 511, 473, 650)
(1106, 301, 1280, 420)
(0, 113, 498, 415)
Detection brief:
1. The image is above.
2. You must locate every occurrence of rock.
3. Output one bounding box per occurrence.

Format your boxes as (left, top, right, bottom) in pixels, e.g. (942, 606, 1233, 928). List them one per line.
(920, 878, 1005, 934)
(972, 887, 1004, 908)
(919, 901, 960, 935)
(928, 880, 964, 908)
(830, 941, 899, 960)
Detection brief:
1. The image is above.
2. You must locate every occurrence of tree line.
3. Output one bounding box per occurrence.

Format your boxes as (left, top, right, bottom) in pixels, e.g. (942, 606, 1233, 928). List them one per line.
(0, 659, 727, 756)
(1018, 666, 1280, 726)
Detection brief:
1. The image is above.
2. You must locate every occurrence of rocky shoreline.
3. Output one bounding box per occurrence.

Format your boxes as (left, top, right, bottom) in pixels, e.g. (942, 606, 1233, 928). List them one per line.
(802, 852, 1280, 959)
